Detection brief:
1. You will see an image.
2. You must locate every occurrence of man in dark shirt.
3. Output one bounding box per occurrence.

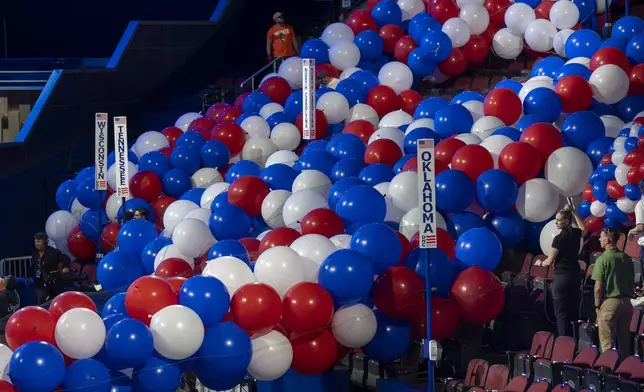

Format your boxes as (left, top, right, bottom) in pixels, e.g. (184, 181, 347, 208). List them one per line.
(29, 233, 70, 305)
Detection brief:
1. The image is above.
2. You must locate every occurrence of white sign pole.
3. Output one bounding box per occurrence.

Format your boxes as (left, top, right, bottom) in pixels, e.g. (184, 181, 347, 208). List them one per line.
(302, 58, 316, 140)
(94, 113, 108, 191)
(113, 117, 130, 198)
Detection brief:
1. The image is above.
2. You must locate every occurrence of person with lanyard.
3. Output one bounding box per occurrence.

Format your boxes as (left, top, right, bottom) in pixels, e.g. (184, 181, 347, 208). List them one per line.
(535, 201, 586, 337)
(29, 232, 71, 305)
(592, 227, 634, 357)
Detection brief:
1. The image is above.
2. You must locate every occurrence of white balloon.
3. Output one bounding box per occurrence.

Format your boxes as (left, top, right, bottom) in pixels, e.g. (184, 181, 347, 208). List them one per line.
(191, 167, 223, 189)
(378, 61, 414, 94)
(379, 110, 414, 129)
(566, 57, 591, 67)
(292, 170, 332, 197)
(493, 28, 524, 60)
(172, 218, 214, 258)
(368, 127, 405, 152)
(317, 92, 350, 124)
(554, 29, 575, 57)
(454, 133, 482, 145)
(271, 123, 301, 151)
(539, 219, 583, 255)
(462, 100, 485, 122)
(200, 182, 230, 209)
(278, 57, 303, 89)
(550, 0, 580, 29)
(241, 138, 278, 167)
(260, 72, 279, 85)
(398, 0, 425, 20)
(614, 136, 627, 152)
(107, 161, 138, 191)
(154, 244, 193, 271)
(321, 23, 355, 47)
(183, 208, 211, 225)
(248, 331, 293, 381)
(0, 344, 11, 382)
(590, 64, 629, 104)
(545, 147, 593, 197)
(135, 131, 169, 157)
(374, 182, 406, 223)
(340, 67, 362, 80)
(346, 103, 379, 126)
(241, 116, 271, 139)
(471, 116, 505, 140)
(459, 5, 489, 35)
(405, 118, 435, 135)
(331, 234, 353, 249)
(265, 150, 300, 167)
(202, 256, 255, 294)
(163, 200, 199, 234)
(261, 190, 291, 228)
(71, 198, 90, 221)
(516, 178, 559, 222)
(457, 0, 484, 7)
(602, 115, 625, 138)
(174, 112, 202, 131)
(524, 19, 557, 52)
(254, 246, 305, 297)
(615, 163, 631, 187)
(441, 18, 471, 48)
(617, 198, 637, 214)
(290, 234, 337, 282)
(105, 193, 129, 222)
(150, 305, 204, 360)
(480, 134, 512, 168)
(590, 200, 607, 217)
(46, 210, 79, 243)
(612, 150, 627, 165)
(282, 189, 329, 230)
(256, 229, 272, 241)
(329, 41, 361, 71)
(332, 304, 378, 348)
(259, 103, 284, 120)
(504, 3, 535, 36)
(388, 172, 418, 212)
(519, 76, 555, 102)
(55, 308, 105, 359)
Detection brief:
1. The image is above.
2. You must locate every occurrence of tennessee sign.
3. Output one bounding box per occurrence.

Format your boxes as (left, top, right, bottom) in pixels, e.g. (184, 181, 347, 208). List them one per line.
(417, 139, 437, 249)
(113, 116, 130, 197)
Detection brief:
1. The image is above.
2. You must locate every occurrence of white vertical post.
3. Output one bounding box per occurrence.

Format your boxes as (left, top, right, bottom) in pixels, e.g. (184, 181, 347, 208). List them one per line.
(302, 58, 316, 140)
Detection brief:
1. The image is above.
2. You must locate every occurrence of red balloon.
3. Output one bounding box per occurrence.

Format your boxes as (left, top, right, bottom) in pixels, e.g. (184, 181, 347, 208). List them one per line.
(590, 47, 633, 74)
(431, 0, 459, 23)
(295, 110, 329, 140)
(49, 291, 97, 321)
(438, 48, 467, 77)
(211, 122, 245, 156)
(343, 120, 377, 143)
(535, 0, 555, 18)
(367, 85, 402, 117)
(630, 64, 644, 95)
(125, 276, 178, 325)
(155, 258, 194, 278)
(130, 171, 163, 202)
(301, 208, 345, 238)
(367, 0, 382, 11)
(282, 282, 335, 339)
(484, 88, 522, 125)
(316, 63, 340, 79)
(231, 282, 282, 335)
(152, 196, 176, 228)
(0, 381, 16, 392)
(410, 297, 459, 341)
(437, 228, 456, 260)
(101, 222, 120, 252)
(520, 123, 564, 166)
(624, 149, 644, 166)
(159, 147, 173, 159)
(192, 127, 211, 141)
(380, 24, 405, 53)
(234, 92, 251, 109)
(555, 76, 593, 113)
(396, 232, 413, 265)
(188, 117, 217, 131)
(260, 76, 292, 105)
(215, 106, 243, 123)
(481, 24, 500, 45)
(585, 215, 605, 233)
(258, 228, 302, 254)
(364, 139, 403, 167)
(403, 158, 418, 172)
(601, 153, 613, 166)
(373, 266, 424, 319)
(5, 306, 56, 350)
(606, 180, 625, 199)
(67, 227, 97, 260)
(484, 0, 511, 26)
(239, 237, 261, 261)
(628, 166, 642, 185)
(461, 35, 489, 63)
(435, 138, 466, 165)
(393, 36, 418, 63)
(582, 184, 596, 202)
(166, 276, 187, 293)
(228, 176, 270, 216)
(451, 144, 494, 182)
(162, 127, 183, 148)
(290, 328, 338, 375)
(347, 9, 378, 35)
(451, 266, 505, 324)
(498, 141, 542, 184)
(399, 90, 422, 115)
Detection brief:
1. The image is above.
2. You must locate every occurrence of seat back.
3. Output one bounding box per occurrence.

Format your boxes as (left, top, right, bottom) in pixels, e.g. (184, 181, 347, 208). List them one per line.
(593, 349, 620, 372)
(465, 359, 490, 387)
(590, 252, 602, 265)
(584, 264, 595, 285)
(551, 336, 576, 363)
(526, 380, 549, 392)
(573, 347, 600, 368)
(578, 260, 587, 275)
(632, 308, 642, 334)
(530, 331, 555, 359)
(484, 365, 510, 392)
(504, 376, 528, 392)
(551, 384, 571, 392)
(615, 356, 642, 378)
(530, 256, 548, 280)
(629, 361, 644, 381)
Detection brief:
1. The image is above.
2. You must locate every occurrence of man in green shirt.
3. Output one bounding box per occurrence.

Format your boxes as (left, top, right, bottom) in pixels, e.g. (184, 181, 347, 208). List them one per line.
(592, 227, 635, 358)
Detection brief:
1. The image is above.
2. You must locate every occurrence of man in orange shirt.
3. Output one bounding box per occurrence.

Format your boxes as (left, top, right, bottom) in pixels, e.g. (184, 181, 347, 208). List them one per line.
(266, 12, 299, 61)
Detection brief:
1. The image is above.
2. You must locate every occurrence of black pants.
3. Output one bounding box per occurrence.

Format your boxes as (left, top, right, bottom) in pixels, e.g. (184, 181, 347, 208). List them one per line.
(551, 270, 581, 337)
(32, 286, 49, 306)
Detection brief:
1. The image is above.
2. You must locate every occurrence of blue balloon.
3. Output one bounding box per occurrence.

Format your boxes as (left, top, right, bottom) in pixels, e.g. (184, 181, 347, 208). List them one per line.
(530, 57, 565, 79)
(436, 169, 474, 213)
(355, 30, 384, 61)
(328, 178, 366, 211)
(242, 92, 271, 115)
(418, 31, 452, 64)
(522, 219, 548, 254)
(235, 112, 252, 125)
(176, 130, 206, 150)
(63, 359, 112, 392)
(201, 140, 230, 170)
(260, 163, 298, 191)
(267, 112, 293, 129)
(451, 91, 484, 105)
(602, 37, 629, 52)
(565, 29, 602, 59)
(627, 34, 644, 64)
(350, 70, 381, 95)
(523, 88, 562, 122)
(578, 200, 592, 218)
(211, 191, 230, 210)
(76, 177, 106, 210)
(606, 203, 629, 224)
(492, 127, 521, 141)
(170, 145, 201, 175)
(80, 209, 109, 242)
(179, 275, 230, 327)
(394, 154, 415, 173)
(316, 85, 333, 100)
(107, 150, 139, 167)
(359, 163, 395, 185)
(604, 217, 622, 229)
(331, 158, 364, 182)
(56, 179, 77, 211)
(514, 114, 550, 132)
(555, 63, 592, 82)
(517, 0, 540, 8)
(362, 312, 411, 362)
(599, 164, 616, 181)
(301, 38, 330, 64)
(105, 318, 153, 369)
(592, 179, 610, 202)
(103, 313, 128, 331)
(133, 355, 181, 392)
(475, 169, 518, 213)
(295, 149, 338, 176)
(434, 104, 474, 137)
(117, 219, 158, 255)
(456, 227, 502, 271)
(181, 188, 205, 205)
(226, 160, 262, 182)
(591, 101, 619, 117)
(572, 0, 597, 21)
(9, 341, 66, 392)
(427, 248, 458, 296)
(102, 292, 127, 317)
(626, 183, 642, 200)
(614, 16, 644, 42)
(350, 223, 402, 273)
(330, 135, 366, 161)
(494, 79, 523, 94)
(404, 128, 440, 155)
(284, 91, 303, 117)
(209, 240, 249, 263)
(485, 210, 526, 247)
(414, 97, 449, 119)
(210, 203, 252, 240)
(371, 0, 403, 27)
(407, 47, 436, 77)
(626, 136, 640, 152)
(409, 12, 442, 43)
(141, 237, 172, 274)
(562, 111, 605, 150)
(319, 249, 375, 304)
(139, 151, 171, 178)
(617, 95, 644, 122)
(447, 212, 485, 239)
(76, 167, 96, 183)
(118, 198, 155, 223)
(336, 78, 367, 106)
(326, 123, 346, 138)
(336, 185, 386, 226)
(162, 168, 192, 198)
(110, 370, 133, 392)
(97, 250, 144, 292)
(587, 137, 615, 167)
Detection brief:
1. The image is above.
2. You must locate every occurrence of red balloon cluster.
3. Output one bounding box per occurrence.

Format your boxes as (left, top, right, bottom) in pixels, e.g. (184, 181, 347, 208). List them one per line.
(125, 276, 178, 326)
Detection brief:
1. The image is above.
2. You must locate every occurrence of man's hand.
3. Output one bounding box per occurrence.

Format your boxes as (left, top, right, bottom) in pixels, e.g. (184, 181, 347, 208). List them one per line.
(629, 228, 641, 240)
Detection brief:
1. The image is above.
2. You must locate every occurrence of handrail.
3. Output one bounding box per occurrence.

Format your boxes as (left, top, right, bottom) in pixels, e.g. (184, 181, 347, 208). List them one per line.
(239, 56, 284, 91)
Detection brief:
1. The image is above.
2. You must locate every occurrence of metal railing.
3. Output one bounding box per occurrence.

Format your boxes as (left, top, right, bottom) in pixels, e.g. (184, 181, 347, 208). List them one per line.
(0, 256, 31, 278)
(239, 57, 284, 91)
